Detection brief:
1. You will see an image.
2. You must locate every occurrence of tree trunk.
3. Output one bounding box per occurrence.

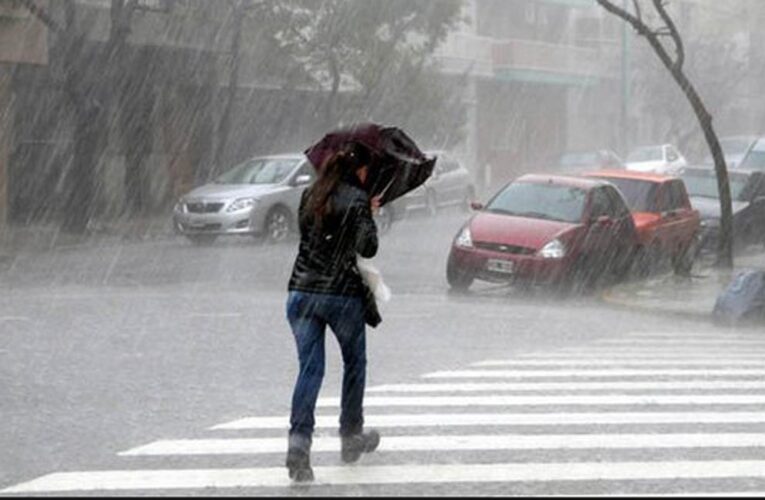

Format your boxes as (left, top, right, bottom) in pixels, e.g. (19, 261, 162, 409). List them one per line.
(648, 42, 734, 268)
(213, 1, 243, 177)
(60, 0, 102, 234)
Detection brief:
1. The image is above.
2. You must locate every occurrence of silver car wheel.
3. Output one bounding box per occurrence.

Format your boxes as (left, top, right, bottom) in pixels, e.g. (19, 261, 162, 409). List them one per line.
(266, 208, 291, 242)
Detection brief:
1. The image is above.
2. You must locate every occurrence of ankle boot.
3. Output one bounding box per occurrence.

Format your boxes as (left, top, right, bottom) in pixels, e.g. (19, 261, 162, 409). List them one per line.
(286, 434, 313, 482)
(341, 429, 380, 463)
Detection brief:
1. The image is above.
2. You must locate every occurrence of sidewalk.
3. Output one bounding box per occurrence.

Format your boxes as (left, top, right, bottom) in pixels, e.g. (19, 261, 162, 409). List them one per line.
(0, 215, 176, 257)
(602, 250, 765, 321)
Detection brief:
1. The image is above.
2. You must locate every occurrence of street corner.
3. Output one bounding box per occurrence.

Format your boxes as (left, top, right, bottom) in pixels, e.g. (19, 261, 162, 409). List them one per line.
(600, 272, 717, 321)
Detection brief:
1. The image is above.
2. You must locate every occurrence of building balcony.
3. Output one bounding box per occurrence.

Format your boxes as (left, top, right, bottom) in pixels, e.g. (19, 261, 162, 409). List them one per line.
(0, 0, 48, 65)
(433, 32, 618, 85)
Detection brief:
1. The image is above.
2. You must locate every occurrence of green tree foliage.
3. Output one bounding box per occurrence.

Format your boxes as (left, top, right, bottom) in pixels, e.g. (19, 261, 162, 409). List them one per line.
(267, 0, 467, 147)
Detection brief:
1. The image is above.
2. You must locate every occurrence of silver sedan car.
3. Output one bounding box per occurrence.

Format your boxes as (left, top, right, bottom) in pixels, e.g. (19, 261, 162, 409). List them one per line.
(173, 153, 398, 244)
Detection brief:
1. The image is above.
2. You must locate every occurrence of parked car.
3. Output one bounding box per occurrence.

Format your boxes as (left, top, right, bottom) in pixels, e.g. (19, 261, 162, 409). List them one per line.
(173, 153, 401, 244)
(625, 144, 687, 175)
(402, 150, 476, 215)
(738, 137, 765, 171)
(680, 165, 765, 253)
(446, 174, 638, 292)
(583, 169, 700, 275)
(553, 149, 623, 173)
(701, 135, 759, 169)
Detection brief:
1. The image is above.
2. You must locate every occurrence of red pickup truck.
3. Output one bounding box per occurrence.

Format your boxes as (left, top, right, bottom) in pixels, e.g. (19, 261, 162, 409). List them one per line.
(583, 169, 700, 275)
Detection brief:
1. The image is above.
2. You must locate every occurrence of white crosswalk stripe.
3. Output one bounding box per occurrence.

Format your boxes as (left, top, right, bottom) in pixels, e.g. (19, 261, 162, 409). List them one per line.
(119, 433, 765, 456)
(213, 411, 765, 430)
(6, 330, 765, 495)
(7, 461, 765, 493)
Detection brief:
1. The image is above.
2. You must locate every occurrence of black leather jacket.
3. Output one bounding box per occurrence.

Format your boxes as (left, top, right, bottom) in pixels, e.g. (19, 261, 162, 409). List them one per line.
(287, 178, 378, 297)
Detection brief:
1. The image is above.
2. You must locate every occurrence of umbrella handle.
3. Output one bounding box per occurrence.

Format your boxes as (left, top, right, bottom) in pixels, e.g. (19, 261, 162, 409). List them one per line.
(378, 178, 395, 197)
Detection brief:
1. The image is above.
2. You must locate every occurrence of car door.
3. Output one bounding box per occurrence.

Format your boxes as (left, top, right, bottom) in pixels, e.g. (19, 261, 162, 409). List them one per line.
(426, 161, 447, 207)
(581, 187, 616, 270)
(666, 145, 686, 172)
(656, 180, 697, 254)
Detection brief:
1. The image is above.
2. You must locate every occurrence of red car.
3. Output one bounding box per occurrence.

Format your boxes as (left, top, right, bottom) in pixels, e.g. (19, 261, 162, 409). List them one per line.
(583, 169, 700, 274)
(446, 174, 639, 291)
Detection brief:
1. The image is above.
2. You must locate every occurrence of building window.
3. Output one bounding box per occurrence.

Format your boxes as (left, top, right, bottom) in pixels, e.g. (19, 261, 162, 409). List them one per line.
(525, 2, 536, 24)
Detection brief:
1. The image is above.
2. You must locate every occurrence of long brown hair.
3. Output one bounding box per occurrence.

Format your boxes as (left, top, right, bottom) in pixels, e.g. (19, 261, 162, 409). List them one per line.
(304, 142, 371, 227)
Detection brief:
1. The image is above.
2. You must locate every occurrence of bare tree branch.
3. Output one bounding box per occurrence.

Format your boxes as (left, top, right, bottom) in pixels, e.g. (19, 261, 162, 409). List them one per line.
(596, 0, 734, 268)
(632, 0, 642, 22)
(653, 0, 685, 69)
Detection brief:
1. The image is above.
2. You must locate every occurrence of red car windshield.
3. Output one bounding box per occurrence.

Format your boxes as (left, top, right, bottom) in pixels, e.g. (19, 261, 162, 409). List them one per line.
(486, 182, 587, 223)
(594, 177, 658, 212)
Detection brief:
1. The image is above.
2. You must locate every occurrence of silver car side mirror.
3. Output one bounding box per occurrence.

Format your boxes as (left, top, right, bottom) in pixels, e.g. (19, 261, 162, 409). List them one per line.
(294, 174, 313, 186)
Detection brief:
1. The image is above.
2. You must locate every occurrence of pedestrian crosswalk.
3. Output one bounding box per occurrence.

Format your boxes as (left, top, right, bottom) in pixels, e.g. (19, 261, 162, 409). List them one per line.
(5, 330, 765, 495)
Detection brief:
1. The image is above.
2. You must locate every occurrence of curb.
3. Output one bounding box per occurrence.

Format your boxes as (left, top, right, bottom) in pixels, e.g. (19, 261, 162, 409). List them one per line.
(600, 288, 712, 324)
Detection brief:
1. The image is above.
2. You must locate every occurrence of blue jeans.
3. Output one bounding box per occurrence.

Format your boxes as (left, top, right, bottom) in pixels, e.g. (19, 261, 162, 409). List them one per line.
(286, 291, 367, 445)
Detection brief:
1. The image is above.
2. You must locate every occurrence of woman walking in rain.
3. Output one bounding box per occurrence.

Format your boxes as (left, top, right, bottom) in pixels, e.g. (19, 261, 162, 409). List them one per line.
(285, 141, 381, 482)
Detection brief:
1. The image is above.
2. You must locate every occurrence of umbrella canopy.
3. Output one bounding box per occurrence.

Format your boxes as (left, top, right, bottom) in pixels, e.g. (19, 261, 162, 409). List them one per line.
(304, 123, 436, 206)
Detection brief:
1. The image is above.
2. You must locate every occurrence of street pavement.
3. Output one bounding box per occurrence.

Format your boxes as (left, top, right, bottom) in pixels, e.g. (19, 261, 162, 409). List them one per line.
(2, 209, 765, 496)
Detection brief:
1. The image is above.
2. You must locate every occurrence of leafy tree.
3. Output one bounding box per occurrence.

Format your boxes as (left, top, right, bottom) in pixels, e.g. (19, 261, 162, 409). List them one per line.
(269, 0, 467, 147)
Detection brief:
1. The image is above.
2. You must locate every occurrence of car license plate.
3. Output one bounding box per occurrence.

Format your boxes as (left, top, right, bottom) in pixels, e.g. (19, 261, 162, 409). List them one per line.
(487, 259, 514, 274)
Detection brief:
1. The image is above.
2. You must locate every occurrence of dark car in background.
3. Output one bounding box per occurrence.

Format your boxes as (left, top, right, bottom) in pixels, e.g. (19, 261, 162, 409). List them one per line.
(680, 166, 765, 253)
(738, 137, 765, 171)
(583, 169, 700, 275)
(553, 149, 624, 174)
(446, 174, 637, 292)
(402, 150, 475, 216)
(701, 135, 759, 169)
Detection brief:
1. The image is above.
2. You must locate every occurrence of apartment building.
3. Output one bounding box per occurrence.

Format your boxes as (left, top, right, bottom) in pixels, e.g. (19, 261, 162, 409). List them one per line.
(433, 0, 622, 191)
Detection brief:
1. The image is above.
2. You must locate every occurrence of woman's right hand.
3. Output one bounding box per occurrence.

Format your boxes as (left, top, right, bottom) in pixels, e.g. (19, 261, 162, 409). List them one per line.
(370, 195, 382, 216)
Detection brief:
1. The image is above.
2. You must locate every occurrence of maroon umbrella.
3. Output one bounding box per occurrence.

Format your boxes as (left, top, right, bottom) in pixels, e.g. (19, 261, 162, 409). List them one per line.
(304, 123, 437, 206)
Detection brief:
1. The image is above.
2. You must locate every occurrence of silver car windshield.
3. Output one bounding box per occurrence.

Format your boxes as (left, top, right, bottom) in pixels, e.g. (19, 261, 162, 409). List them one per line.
(214, 158, 301, 185)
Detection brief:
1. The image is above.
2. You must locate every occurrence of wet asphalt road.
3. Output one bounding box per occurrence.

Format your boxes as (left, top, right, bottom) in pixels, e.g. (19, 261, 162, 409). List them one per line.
(2, 209, 764, 496)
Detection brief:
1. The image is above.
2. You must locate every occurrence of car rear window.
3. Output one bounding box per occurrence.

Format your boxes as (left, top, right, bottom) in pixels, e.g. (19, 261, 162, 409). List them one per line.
(486, 181, 587, 223)
(591, 177, 658, 212)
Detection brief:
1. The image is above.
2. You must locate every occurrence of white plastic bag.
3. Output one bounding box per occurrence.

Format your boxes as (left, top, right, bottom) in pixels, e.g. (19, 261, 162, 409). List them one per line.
(356, 255, 392, 303)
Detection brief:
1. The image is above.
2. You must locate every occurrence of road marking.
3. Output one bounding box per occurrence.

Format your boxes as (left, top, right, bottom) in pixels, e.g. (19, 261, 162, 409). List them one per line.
(119, 432, 765, 457)
(423, 368, 765, 378)
(8, 461, 765, 493)
(317, 394, 765, 407)
(516, 353, 765, 360)
(473, 359, 765, 367)
(212, 411, 765, 430)
(550, 350, 765, 356)
(595, 339, 765, 346)
(0, 316, 31, 322)
(368, 380, 765, 392)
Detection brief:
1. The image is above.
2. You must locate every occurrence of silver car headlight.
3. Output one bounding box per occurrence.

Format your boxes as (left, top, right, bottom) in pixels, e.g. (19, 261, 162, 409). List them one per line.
(455, 226, 473, 248)
(174, 200, 186, 213)
(539, 239, 566, 259)
(226, 198, 258, 213)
